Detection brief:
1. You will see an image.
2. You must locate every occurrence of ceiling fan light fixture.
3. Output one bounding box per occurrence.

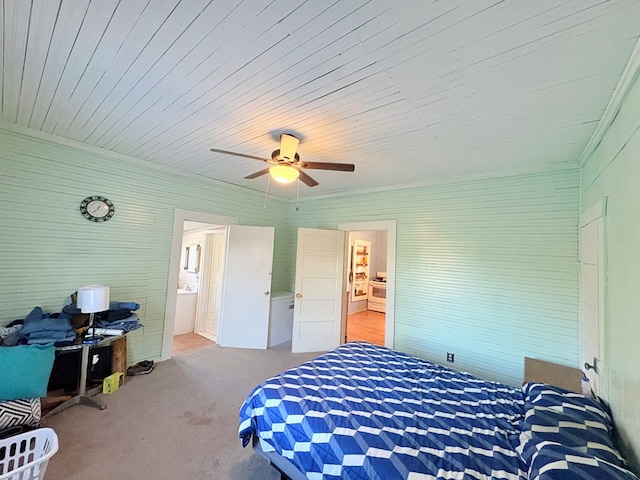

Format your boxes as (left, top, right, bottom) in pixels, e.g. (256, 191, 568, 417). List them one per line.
(269, 164, 299, 184)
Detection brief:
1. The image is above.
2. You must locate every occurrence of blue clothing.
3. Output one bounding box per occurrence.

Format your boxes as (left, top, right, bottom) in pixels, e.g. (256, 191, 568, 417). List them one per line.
(63, 301, 140, 314)
(26, 331, 76, 345)
(19, 307, 76, 345)
(95, 313, 142, 332)
(20, 308, 73, 334)
(109, 301, 140, 311)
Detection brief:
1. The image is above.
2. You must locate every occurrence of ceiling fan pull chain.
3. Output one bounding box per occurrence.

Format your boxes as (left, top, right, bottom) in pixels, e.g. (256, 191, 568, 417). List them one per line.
(296, 177, 300, 211)
(264, 175, 271, 208)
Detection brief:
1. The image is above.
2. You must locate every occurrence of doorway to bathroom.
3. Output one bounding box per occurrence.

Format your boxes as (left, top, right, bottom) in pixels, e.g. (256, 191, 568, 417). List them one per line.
(162, 209, 276, 359)
(162, 209, 239, 360)
(173, 221, 227, 356)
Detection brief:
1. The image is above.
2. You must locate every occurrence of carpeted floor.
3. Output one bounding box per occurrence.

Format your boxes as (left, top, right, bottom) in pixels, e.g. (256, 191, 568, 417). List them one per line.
(44, 343, 319, 480)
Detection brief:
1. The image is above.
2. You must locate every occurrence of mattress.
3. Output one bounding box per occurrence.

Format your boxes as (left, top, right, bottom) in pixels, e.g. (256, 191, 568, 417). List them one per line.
(239, 342, 527, 479)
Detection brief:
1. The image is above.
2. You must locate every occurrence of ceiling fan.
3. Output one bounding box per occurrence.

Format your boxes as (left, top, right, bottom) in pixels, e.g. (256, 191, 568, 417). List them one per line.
(210, 133, 355, 187)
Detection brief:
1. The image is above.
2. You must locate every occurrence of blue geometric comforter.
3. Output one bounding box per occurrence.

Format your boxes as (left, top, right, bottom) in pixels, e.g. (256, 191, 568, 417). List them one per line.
(239, 342, 527, 479)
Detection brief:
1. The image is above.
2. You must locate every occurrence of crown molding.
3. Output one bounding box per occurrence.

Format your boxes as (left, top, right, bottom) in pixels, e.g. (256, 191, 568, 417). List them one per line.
(578, 37, 640, 166)
(294, 161, 579, 204)
(1, 120, 579, 206)
(0, 121, 289, 202)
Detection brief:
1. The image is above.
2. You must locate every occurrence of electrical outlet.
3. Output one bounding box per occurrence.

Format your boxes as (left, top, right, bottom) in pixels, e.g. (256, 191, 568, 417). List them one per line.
(446, 352, 455, 363)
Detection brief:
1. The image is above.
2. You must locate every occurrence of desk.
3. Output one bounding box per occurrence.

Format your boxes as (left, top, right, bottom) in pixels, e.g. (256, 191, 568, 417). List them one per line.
(44, 334, 126, 418)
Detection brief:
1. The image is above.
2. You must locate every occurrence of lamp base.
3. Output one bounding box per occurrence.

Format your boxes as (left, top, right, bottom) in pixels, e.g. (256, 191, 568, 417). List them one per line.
(44, 313, 107, 419)
(43, 394, 105, 419)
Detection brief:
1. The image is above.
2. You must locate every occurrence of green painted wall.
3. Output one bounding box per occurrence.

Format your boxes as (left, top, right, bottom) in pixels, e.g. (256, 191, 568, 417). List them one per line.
(0, 124, 289, 363)
(581, 73, 640, 471)
(3, 76, 637, 467)
(1, 122, 585, 400)
(287, 168, 581, 386)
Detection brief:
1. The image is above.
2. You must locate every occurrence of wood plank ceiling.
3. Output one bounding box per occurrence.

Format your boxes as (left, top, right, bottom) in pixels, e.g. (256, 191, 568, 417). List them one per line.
(2, 0, 639, 199)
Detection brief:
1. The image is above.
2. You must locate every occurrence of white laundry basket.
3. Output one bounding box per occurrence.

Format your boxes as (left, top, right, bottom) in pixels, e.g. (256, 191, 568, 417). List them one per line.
(0, 428, 58, 480)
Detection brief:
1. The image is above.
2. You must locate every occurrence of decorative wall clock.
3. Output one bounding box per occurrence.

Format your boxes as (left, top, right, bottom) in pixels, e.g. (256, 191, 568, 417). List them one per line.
(80, 196, 115, 222)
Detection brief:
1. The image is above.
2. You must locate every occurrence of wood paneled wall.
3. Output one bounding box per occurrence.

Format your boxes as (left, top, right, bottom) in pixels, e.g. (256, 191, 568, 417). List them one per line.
(2, 122, 581, 387)
(288, 168, 580, 386)
(0, 124, 289, 363)
(581, 73, 640, 472)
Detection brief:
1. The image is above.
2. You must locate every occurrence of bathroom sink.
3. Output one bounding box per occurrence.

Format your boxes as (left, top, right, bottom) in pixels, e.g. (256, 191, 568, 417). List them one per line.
(177, 287, 198, 294)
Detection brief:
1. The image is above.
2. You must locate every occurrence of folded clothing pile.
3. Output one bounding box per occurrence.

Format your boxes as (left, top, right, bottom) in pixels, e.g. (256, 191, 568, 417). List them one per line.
(18, 307, 76, 346)
(94, 301, 143, 333)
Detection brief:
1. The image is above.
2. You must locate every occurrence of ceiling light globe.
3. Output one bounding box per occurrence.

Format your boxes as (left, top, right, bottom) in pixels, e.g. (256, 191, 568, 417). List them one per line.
(270, 165, 299, 184)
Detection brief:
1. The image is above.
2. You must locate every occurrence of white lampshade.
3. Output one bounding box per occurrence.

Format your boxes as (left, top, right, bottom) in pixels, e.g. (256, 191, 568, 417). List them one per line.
(269, 164, 299, 184)
(78, 285, 110, 314)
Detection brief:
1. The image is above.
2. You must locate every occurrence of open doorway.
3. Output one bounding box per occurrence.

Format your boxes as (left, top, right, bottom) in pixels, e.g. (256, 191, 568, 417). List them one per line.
(162, 209, 238, 360)
(338, 220, 396, 349)
(291, 222, 396, 354)
(172, 222, 227, 356)
(345, 231, 387, 346)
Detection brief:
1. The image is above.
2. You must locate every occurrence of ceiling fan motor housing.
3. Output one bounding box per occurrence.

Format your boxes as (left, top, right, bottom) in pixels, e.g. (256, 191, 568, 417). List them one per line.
(272, 149, 300, 164)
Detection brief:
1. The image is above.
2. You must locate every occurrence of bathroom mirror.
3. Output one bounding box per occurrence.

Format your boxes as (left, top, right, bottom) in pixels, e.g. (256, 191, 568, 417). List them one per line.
(184, 244, 201, 273)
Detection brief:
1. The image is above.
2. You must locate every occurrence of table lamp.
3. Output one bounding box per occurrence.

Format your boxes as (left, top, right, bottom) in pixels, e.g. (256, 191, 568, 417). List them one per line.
(78, 285, 110, 335)
(45, 285, 110, 417)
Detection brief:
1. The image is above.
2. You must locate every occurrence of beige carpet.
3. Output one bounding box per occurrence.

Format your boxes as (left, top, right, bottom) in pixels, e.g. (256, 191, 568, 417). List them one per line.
(44, 343, 319, 480)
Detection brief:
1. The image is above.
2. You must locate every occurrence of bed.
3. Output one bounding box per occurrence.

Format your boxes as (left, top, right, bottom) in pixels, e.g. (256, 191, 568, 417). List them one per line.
(239, 342, 638, 480)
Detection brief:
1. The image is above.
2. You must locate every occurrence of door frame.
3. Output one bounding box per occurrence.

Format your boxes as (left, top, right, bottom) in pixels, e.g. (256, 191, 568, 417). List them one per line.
(338, 220, 396, 349)
(579, 198, 607, 399)
(161, 208, 238, 360)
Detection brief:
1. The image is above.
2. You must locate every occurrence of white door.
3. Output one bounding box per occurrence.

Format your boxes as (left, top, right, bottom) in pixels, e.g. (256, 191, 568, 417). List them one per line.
(579, 216, 605, 396)
(292, 228, 345, 353)
(218, 225, 274, 349)
(205, 232, 225, 338)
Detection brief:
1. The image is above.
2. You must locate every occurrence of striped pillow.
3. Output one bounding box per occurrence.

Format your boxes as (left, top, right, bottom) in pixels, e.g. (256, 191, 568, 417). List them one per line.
(528, 441, 639, 480)
(522, 382, 625, 467)
(0, 398, 41, 430)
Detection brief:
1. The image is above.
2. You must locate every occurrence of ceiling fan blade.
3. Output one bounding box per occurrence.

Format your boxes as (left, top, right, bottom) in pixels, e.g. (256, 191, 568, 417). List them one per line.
(298, 170, 319, 187)
(300, 161, 355, 172)
(244, 168, 271, 179)
(210, 148, 270, 162)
